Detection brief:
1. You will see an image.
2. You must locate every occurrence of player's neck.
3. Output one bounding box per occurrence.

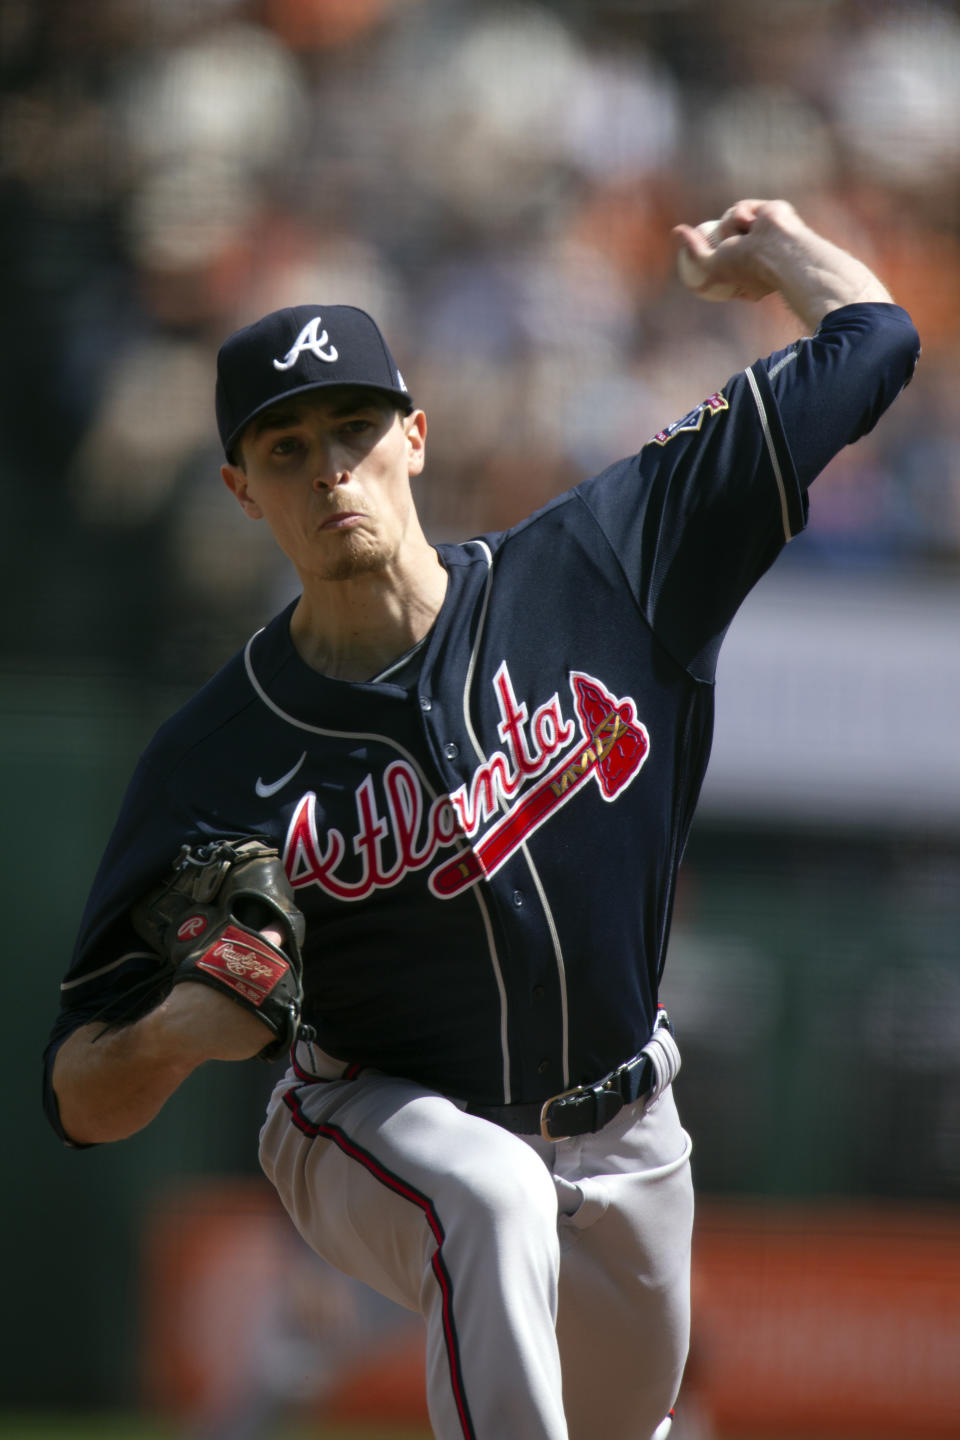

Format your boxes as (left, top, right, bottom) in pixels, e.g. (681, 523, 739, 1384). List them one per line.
(289, 544, 448, 683)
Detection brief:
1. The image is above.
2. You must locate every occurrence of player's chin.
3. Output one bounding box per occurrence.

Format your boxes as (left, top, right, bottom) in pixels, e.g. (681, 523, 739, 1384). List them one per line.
(314, 539, 393, 583)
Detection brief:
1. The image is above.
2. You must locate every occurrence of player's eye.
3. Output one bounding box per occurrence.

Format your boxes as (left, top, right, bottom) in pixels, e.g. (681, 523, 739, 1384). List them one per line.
(340, 418, 373, 437)
(270, 435, 305, 457)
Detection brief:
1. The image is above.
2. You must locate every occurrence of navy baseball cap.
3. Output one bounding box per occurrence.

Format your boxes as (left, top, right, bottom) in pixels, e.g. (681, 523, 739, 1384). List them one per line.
(215, 304, 413, 460)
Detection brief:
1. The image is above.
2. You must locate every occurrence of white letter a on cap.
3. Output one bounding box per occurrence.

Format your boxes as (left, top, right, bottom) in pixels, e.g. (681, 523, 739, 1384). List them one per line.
(273, 316, 339, 371)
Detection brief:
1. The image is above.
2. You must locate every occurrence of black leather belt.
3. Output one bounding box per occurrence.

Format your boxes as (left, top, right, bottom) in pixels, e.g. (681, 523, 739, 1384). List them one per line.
(466, 1017, 673, 1141)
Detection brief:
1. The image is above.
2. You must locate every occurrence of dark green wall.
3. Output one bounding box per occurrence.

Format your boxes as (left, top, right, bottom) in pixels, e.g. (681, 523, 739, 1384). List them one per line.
(6, 677, 275, 1409)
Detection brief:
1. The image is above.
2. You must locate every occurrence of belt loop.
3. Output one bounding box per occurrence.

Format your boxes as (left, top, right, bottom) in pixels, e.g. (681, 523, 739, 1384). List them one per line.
(641, 1013, 681, 1101)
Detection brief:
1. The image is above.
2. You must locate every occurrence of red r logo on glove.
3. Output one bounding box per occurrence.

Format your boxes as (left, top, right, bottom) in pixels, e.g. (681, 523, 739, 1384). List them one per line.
(177, 914, 208, 941)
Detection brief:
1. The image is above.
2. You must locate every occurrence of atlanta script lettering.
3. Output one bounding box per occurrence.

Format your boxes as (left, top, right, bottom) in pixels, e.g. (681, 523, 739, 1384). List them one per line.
(283, 663, 649, 901)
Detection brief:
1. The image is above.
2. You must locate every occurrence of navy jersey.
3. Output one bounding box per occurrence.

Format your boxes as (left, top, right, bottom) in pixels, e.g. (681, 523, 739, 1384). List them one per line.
(44, 304, 918, 1140)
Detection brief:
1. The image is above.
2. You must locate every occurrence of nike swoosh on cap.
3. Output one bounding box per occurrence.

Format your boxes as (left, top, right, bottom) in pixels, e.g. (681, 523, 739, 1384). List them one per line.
(255, 752, 307, 798)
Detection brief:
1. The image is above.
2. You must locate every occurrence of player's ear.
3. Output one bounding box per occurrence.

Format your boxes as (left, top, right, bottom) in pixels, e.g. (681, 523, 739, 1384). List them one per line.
(221, 462, 264, 519)
(404, 409, 427, 478)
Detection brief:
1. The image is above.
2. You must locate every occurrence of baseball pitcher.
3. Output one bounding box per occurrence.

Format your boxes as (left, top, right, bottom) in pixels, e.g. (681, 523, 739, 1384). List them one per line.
(44, 200, 919, 1439)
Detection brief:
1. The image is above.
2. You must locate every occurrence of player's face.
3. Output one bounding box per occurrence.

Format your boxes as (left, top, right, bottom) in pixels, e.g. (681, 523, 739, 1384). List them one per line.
(221, 389, 427, 583)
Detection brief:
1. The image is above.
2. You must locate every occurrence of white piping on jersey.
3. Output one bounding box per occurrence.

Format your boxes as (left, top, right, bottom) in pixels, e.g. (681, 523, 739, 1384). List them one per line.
(472, 883, 510, 1100)
(459, 540, 512, 1101)
(745, 364, 794, 545)
(244, 605, 514, 1104)
(371, 633, 429, 682)
(518, 843, 570, 1088)
(768, 348, 799, 381)
(459, 541, 572, 1096)
(243, 634, 434, 786)
(460, 540, 494, 762)
(61, 950, 156, 990)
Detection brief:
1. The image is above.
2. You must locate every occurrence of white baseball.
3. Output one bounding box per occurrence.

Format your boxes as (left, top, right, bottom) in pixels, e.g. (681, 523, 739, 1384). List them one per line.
(677, 219, 739, 302)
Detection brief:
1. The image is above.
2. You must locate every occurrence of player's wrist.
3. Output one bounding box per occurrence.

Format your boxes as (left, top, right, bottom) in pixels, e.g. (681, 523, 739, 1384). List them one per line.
(745, 210, 891, 327)
(154, 980, 276, 1063)
(124, 995, 211, 1076)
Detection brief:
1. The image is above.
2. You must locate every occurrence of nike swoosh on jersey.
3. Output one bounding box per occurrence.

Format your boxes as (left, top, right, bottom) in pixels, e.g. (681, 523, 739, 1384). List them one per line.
(255, 752, 308, 798)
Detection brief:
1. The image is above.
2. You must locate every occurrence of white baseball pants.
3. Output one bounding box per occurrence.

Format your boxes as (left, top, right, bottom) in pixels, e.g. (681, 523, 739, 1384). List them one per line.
(258, 1068, 693, 1440)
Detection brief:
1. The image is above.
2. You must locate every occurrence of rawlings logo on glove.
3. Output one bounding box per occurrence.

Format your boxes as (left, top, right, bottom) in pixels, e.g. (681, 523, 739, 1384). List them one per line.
(131, 838, 306, 1061)
(198, 929, 290, 994)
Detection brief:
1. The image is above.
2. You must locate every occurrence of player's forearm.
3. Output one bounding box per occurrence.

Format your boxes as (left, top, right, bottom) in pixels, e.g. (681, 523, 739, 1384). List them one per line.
(51, 983, 271, 1145)
(52, 1012, 200, 1145)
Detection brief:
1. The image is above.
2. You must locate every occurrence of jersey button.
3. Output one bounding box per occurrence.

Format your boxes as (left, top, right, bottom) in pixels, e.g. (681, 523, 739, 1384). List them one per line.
(512, 890, 524, 907)
(537, 1059, 550, 1075)
(532, 985, 545, 1000)
(444, 741, 459, 759)
(419, 696, 432, 711)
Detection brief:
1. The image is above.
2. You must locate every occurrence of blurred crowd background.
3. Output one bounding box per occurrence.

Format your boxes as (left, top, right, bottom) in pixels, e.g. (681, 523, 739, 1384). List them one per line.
(3, 0, 960, 680)
(5, 0, 960, 1431)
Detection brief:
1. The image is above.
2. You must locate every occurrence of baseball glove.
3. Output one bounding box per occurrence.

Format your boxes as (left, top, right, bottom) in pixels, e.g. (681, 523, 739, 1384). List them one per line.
(131, 837, 306, 1061)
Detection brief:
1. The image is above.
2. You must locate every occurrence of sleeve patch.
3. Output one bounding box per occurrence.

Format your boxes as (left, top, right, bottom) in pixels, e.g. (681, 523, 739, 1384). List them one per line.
(649, 391, 729, 446)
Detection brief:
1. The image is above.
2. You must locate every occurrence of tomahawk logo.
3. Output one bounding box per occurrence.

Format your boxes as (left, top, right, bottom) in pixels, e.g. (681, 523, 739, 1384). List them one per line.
(273, 316, 339, 370)
(283, 666, 649, 902)
(429, 672, 649, 897)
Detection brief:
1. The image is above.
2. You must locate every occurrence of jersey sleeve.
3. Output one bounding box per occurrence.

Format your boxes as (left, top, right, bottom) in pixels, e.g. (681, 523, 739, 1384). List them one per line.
(575, 302, 920, 682)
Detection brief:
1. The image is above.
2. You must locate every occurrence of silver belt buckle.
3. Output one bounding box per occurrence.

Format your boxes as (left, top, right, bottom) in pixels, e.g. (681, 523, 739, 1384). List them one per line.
(539, 1083, 585, 1142)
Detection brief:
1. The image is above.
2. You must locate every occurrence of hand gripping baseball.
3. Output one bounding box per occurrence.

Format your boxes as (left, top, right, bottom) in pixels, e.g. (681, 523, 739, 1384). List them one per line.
(673, 199, 785, 304)
(131, 838, 306, 1061)
(673, 198, 891, 327)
